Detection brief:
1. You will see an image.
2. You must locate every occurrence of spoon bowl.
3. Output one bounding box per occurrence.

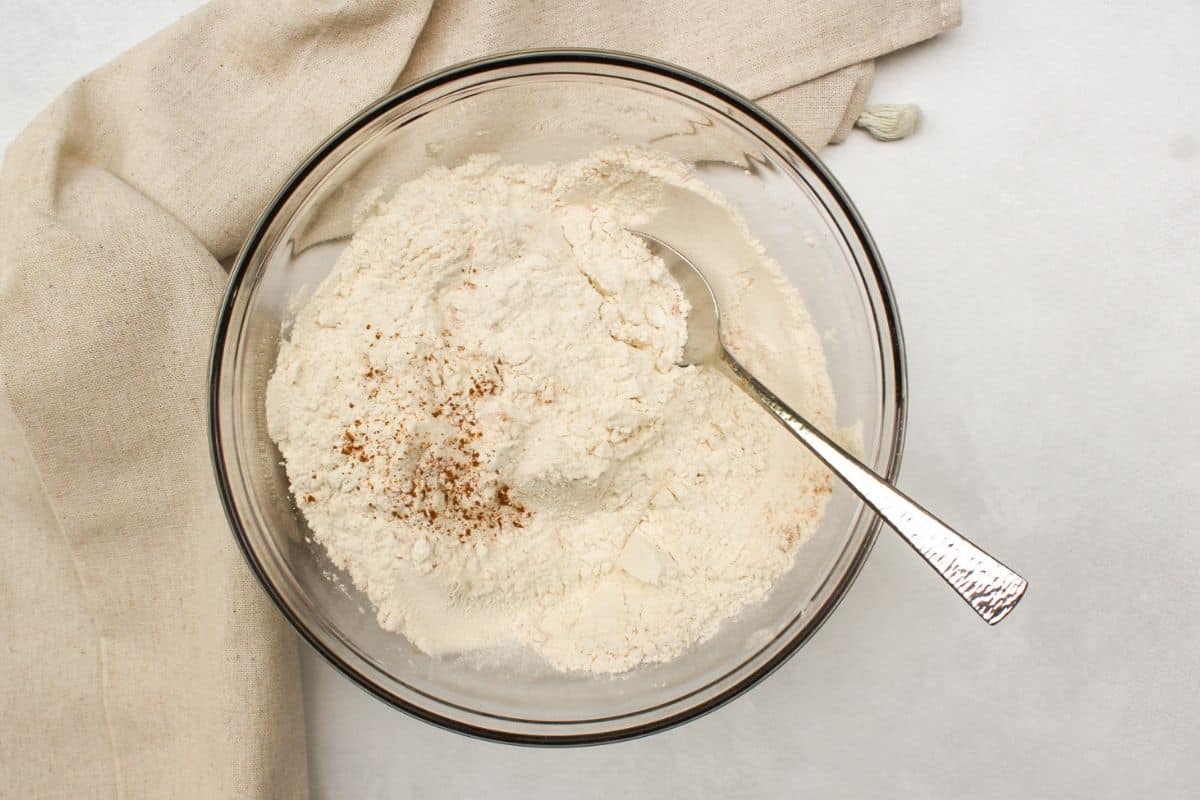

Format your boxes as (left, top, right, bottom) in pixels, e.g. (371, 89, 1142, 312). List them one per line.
(637, 232, 724, 367)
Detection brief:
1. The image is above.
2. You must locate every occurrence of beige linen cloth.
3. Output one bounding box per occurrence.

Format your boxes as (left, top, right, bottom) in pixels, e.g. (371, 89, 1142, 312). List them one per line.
(0, 1, 958, 796)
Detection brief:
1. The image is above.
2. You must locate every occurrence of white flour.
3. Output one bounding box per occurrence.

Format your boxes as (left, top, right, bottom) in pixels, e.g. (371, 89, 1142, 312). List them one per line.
(266, 148, 837, 674)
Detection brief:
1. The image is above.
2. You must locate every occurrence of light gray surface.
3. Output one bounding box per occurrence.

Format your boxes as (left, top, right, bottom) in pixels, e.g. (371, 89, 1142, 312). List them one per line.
(3, 2, 1198, 797)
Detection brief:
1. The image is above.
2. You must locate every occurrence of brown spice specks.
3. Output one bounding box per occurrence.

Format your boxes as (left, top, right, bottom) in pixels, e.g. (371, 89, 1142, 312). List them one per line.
(332, 337, 530, 543)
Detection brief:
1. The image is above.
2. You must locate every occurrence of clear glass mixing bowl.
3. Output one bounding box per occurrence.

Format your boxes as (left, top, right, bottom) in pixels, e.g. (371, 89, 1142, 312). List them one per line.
(209, 50, 907, 744)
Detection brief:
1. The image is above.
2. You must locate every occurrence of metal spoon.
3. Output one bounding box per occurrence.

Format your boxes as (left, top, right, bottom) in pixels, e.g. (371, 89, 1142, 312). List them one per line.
(635, 232, 1027, 625)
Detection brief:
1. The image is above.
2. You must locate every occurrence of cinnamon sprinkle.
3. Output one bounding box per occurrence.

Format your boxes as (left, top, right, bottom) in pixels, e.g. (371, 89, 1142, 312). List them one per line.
(333, 338, 530, 542)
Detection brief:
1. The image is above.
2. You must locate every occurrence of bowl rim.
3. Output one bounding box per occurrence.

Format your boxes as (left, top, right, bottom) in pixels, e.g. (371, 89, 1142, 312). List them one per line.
(208, 47, 908, 746)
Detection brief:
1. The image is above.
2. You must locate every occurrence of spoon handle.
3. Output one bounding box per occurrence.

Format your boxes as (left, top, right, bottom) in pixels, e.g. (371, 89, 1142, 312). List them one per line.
(721, 351, 1027, 625)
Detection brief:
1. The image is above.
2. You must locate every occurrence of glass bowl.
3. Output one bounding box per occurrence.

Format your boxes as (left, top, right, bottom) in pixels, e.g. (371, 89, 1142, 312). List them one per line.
(208, 50, 906, 744)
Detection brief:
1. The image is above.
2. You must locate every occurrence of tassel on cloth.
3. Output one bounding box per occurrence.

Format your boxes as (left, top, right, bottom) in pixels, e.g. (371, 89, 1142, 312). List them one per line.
(854, 104, 923, 141)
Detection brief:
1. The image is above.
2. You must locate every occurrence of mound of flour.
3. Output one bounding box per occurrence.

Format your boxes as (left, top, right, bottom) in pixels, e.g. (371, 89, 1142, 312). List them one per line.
(266, 148, 836, 673)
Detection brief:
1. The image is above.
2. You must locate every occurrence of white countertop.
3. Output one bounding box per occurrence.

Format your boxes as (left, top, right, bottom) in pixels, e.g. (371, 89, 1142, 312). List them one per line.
(4, 2, 1197, 796)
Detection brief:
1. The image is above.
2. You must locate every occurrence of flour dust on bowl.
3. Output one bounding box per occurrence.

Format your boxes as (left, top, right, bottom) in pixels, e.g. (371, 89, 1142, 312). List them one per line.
(209, 50, 906, 744)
